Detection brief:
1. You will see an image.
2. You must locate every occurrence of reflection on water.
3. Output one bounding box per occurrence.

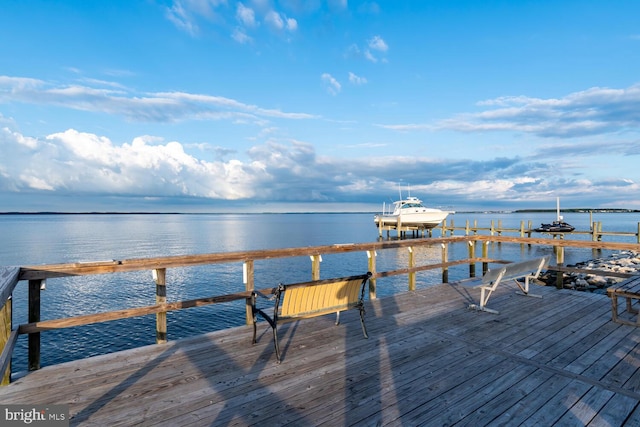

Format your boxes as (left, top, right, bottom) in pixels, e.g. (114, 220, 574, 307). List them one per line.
(1, 212, 638, 373)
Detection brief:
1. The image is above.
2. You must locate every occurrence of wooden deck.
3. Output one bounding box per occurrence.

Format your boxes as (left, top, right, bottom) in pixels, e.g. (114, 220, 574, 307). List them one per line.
(2, 279, 640, 426)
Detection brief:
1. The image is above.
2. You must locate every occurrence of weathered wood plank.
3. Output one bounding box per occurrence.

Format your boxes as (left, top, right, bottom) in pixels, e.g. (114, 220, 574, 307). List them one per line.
(0, 266, 20, 308)
(588, 393, 640, 426)
(520, 380, 594, 426)
(489, 373, 575, 425)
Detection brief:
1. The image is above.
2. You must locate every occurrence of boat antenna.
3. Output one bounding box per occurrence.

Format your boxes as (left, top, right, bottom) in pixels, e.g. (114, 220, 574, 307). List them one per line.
(556, 197, 561, 221)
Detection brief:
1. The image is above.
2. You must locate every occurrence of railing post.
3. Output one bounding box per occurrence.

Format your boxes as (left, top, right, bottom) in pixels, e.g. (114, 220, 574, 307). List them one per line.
(468, 241, 475, 278)
(441, 243, 449, 283)
(153, 269, 167, 344)
(367, 250, 377, 300)
(243, 260, 254, 325)
(555, 246, 565, 289)
(408, 247, 415, 291)
(28, 279, 42, 371)
(1, 296, 10, 384)
(482, 241, 489, 275)
(598, 221, 603, 241)
(1, 267, 20, 384)
(310, 255, 321, 280)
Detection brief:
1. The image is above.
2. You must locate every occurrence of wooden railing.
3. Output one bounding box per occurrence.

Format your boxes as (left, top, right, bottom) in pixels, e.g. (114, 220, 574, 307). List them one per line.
(2, 234, 640, 384)
(442, 219, 640, 242)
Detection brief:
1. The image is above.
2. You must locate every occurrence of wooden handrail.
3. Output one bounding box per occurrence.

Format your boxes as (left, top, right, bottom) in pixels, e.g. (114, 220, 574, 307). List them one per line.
(17, 236, 472, 281)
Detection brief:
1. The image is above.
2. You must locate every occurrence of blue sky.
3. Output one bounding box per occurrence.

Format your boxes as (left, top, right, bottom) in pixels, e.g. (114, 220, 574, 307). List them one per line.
(1, 0, 639, 212)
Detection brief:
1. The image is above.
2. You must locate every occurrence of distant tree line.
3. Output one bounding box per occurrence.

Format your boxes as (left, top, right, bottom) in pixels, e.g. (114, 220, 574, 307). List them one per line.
(514, 209, 640, 213)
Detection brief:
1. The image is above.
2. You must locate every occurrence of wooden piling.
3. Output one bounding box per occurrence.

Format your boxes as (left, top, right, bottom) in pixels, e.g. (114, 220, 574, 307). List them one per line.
(243, 260, 254, 325)
(367, 250, 377, 300)
(468, 241, 476, 277)
(441, 243, 449, 283)
(555, 246, 565, 289)
(154, 268, 167, 344)
(28, 279, 41, 371)
(408, 247, 415, 291)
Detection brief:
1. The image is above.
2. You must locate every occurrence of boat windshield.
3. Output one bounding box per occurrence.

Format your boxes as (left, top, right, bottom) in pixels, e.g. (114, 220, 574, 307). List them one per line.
(401, 202, 423, 208)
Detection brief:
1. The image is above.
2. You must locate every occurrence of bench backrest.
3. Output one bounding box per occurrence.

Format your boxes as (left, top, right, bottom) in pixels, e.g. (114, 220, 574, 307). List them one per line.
(481, 255, 550, 285)
(501, 255, 550, 281)
(280, 273, 370, 320)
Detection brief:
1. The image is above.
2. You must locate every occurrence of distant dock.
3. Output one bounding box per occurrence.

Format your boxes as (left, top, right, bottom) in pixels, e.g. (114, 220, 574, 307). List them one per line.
(378, 215, 640, 243)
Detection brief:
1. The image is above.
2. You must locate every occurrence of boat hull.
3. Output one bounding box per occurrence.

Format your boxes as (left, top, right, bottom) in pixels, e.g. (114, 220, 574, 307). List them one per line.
(534, 222, 575, 233)
(374, 211, 449, 229)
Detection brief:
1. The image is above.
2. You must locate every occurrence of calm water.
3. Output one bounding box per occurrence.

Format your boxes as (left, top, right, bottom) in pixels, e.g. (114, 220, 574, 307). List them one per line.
(1, 211, 639, 374)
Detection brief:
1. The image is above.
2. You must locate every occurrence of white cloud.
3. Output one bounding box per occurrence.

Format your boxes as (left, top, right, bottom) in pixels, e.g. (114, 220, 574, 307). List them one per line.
(236, 3, 256, 27)
(321, 73, 341, 95)
(1, 124, 637, 208)
(265, 10, 284, 30)
(165, 1, 199, 36)
(18, 129, 267, 199)
(0, 75, 317, 123)
(368, 35, 388, 52)
(232, 28, 253, 44)
(383, 84, 640, 138)
(165, 0, 229, 36)
(347, 35, 388, 63)
(348, 72, 367, 85)
(264, 9, 297, 32)
(2, 127, 38, 149)
(286, 17, 298, 31)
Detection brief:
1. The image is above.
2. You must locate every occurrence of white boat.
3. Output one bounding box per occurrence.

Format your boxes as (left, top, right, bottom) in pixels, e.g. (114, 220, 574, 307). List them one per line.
(374, 196, 450, 229)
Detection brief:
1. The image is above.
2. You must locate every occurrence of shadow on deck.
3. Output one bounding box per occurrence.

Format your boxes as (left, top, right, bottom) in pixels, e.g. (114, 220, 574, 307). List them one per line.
(2, 280, 640, 426)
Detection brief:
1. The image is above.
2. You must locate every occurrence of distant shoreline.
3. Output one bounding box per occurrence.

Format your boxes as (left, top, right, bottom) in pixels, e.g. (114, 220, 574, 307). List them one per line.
(1, 209, 639, 215)
(513, 208, 640, 213)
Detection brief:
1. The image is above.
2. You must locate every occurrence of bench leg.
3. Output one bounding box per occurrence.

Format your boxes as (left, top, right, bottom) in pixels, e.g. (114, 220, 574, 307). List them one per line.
(250, 298, 282, 362)
(610, 294, 640, 326)
(272, 325, 281, 363)
(467, 287, 500, 314)
(468, 304, 499, 315)
(514, 277, 542, 299)
(359, 306, 369, 339)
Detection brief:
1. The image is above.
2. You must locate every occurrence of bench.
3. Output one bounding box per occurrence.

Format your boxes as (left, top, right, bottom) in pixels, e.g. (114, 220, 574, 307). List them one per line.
(251, 272, 372, 362)
(463, 256, 551, 314)
(607, 276, 640, 326)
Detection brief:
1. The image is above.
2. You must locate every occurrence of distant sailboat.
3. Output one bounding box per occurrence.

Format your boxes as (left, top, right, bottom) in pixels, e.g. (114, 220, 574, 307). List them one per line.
(534, 197, 575, 233)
